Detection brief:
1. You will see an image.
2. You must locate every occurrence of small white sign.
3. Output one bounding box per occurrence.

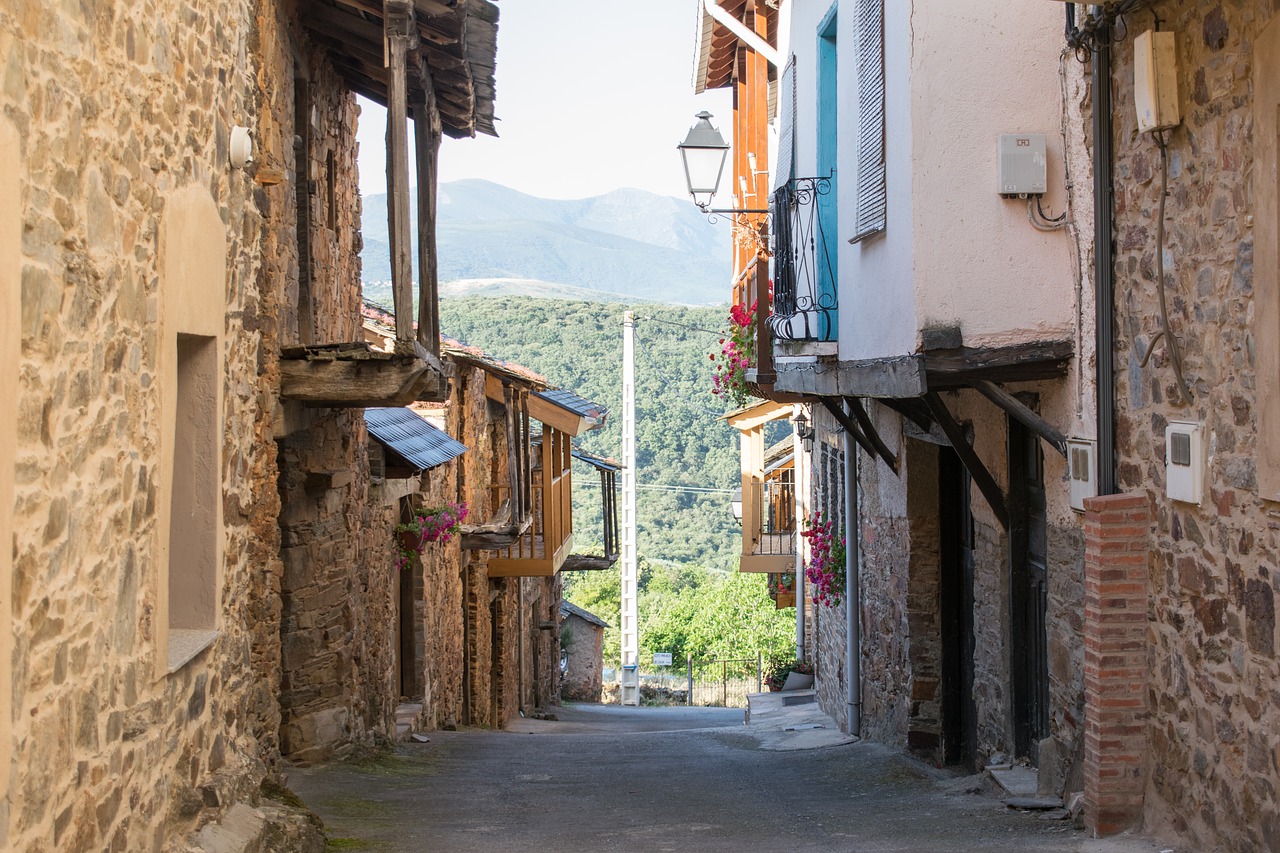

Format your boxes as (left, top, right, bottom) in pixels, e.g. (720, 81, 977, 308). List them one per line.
(652, 653, 673, 667)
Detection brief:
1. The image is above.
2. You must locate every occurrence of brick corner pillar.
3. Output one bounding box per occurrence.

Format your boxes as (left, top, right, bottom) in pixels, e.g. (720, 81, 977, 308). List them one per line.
(1082, 492, 1151, 837)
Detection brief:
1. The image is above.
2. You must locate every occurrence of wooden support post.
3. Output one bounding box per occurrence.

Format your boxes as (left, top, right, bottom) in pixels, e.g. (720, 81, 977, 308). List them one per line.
(503, 383, 523, 525)
(847, 397, 899, 474)
(973, 380, 1068, 459)
(412, 93, 442, 356)
(385, 8, 415, 342)
(923, 392, 1009, 530)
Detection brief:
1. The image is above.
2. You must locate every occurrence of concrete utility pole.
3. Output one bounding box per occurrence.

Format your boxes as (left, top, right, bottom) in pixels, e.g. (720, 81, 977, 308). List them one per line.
(620, 311, 640, 706)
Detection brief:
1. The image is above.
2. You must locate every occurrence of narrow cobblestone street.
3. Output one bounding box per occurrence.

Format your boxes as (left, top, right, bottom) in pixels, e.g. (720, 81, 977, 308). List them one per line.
(289, 704, 1166, 853)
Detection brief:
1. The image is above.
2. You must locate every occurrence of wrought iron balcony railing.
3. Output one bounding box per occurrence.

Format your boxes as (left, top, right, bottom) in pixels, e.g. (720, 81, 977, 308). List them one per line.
(770, 176, 837, 342)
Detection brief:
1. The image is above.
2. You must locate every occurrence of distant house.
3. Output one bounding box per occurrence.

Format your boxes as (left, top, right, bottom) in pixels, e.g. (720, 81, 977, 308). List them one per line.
(559, 601, 609, 703)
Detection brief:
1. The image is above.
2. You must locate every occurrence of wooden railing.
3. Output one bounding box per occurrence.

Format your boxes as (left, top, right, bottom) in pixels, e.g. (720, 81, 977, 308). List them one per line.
(488, 427, 573, 577)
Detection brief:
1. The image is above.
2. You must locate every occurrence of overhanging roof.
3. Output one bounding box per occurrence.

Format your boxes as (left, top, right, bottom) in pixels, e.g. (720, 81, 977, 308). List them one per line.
(301, 0, 499, 139)
(560, 599, 609, 629)
(572, 447, 622, 473)
(534, 389, 608, 431)
(693, 0, 777, 95)
(366, 406, 468, 469)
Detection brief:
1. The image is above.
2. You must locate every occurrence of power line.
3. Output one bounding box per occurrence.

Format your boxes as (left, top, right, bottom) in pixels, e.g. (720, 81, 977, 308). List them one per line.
(634, 316, 725, 336)
(576, 481, 733, 495)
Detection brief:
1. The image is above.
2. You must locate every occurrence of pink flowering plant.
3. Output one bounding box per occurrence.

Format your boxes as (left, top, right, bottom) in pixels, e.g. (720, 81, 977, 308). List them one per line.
(395, 501, 468, 569)
(801, 512, 846, 607)
(710, 300, 757, 408)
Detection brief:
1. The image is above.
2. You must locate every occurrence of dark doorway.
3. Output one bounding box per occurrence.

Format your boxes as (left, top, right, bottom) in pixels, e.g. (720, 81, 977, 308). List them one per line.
(939, 447, 977, 768)
(1009, 416, 1049, 761)
(397, 497, 420, 699)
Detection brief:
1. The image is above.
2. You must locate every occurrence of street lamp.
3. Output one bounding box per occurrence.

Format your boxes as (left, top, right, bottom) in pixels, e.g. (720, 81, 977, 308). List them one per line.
(794, 410, 815, 454)
(677, 112, 768, 215)
(730, 487, 743, 521)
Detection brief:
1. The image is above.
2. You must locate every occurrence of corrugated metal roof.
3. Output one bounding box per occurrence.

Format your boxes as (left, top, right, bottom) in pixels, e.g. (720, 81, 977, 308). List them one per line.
(572, 447, 622, 473)
(535, 388, 609, 424)
(365, 407, 467, 471)
(560, 599, 609, 629)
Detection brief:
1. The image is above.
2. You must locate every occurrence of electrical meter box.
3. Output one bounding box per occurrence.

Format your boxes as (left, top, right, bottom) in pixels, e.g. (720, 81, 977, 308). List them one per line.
(1067, 439, 1097, 512)
(1165, 421, 1204, 504)
(997, 134, 1047, 197)
(1135, 29, 1180, 132)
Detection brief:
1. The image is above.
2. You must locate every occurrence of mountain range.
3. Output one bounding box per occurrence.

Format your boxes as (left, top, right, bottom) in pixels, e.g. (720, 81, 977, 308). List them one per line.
(360, 179, 731, 306)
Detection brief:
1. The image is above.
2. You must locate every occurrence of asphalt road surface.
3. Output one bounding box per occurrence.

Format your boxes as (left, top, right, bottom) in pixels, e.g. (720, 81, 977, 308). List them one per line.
(288, 703, 1167, 853)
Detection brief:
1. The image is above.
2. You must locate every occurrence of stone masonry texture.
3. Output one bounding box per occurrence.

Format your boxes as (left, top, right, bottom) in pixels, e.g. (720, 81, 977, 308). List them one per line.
(1103, 3, 1280, 850)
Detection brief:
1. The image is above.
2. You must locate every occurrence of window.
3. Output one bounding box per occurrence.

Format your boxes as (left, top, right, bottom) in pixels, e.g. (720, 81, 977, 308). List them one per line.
(850, 0, 886, 242)
(819, 442, 846, 533)
(167, 334, 219, 668)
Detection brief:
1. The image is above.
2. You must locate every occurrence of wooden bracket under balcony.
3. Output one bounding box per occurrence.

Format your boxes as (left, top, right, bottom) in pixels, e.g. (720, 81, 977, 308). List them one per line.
(279, 339, 449, 407)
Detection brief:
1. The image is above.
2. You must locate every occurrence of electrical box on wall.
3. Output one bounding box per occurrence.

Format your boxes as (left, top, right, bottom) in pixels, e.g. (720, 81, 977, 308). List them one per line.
(1165, 421, 1204, 504)
(997, 134, 1047, 197)
(1067, 439, 1097, 512)
(1135, 29, 1181, 132)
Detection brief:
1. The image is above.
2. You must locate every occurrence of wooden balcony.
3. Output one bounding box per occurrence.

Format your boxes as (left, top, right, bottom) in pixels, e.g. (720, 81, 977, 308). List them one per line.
(284, 0, 498, 409)
(726, 401, 799, 573)
(280, 339, 449, 407)
(488, 427, 573, 578)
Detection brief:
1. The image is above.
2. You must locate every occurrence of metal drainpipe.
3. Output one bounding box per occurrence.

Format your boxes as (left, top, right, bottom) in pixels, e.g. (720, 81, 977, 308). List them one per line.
(843, 400, 862, 737)
(1093, 38, 1117, 496)
(793, 410, 805, 658)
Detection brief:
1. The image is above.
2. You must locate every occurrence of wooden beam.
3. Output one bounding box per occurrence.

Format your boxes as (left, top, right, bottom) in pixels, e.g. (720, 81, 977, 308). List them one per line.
(924, 339, 1073, 387)
(385, 11, 415, 341)
(413, 92, 441, 356)
(923, 392, 1009, 531)
(820, 398, 878, 462)
(847, 397, 899, 474)
(880, 397, 932, 431)
(973, 380, 1068, 459)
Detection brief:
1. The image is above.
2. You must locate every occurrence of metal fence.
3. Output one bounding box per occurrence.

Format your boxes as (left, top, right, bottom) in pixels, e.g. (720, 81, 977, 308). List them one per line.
(603, 654, 766, 709)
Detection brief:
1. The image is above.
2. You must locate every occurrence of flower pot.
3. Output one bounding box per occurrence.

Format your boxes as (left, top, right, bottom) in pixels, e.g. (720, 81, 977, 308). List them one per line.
(396, 529, 424, 553)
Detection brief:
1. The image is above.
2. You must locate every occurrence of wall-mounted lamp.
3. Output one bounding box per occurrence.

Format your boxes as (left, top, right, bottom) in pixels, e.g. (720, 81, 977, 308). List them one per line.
(230, 126, 254, 170)
(677, 112, 768, 216)
(730, 486, 743, 521)
(794, 411, 815, 454)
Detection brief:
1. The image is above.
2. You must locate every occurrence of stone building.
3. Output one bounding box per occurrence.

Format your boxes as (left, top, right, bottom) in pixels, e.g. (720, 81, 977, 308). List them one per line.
(560, 600, 609, 703)
(701, 1, 1280, 850)
(0, 0, 499, 849)
(1073, 2, 1280, 848)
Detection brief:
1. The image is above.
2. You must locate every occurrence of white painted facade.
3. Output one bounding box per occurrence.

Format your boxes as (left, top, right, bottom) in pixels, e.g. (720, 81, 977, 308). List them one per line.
(783, 0, 1077, 360)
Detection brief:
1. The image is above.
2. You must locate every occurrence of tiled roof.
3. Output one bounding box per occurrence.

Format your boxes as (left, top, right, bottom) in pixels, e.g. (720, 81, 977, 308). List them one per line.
(535, 388, 608, 424)
(365, 407, 467, 471)
(560, 599, 609, 629)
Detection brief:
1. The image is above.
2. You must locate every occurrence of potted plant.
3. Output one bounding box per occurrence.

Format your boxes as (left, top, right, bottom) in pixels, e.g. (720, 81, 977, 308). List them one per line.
(801, 512, 846, 607)
(764, 655, 814, 692)
(395, 501, 468, 569)
(710, 300, 757, 408)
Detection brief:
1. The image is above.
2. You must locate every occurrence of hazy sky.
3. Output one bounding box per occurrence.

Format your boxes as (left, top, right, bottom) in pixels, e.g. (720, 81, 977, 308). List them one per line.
(356, 0, 732, 200)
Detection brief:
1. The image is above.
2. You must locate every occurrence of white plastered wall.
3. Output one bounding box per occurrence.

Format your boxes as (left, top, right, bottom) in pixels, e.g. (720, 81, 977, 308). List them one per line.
(908, 1, 1075, 349)
(154, 186, 227, 678)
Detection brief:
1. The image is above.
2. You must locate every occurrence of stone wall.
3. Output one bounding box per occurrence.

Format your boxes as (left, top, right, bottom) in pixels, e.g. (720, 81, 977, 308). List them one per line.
(416, 463, 465, 730)
(1104, 4, 1280, 849)
(562, 615, 604, 702)
(0, 0, 318, 847)
(277, 412, 397, 763)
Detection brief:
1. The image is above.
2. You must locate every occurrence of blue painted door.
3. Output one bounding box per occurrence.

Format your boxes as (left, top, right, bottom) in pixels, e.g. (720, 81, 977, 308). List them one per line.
(815, 4, 839, 341)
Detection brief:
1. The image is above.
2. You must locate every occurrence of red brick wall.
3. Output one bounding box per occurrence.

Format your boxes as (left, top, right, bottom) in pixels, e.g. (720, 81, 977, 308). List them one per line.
(1082, 493, 1150, 836)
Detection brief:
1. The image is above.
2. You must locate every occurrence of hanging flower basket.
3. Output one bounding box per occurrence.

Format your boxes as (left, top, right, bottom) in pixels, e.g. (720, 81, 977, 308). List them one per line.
(801, 512, 846, 608)
(394, 501, 468, 569)
(710, 300, 757, 408)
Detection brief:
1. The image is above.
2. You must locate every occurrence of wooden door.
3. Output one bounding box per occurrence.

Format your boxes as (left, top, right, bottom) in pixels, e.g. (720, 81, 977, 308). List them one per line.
(1009, 418, 1049, 761)
(939, 448, 977, 768)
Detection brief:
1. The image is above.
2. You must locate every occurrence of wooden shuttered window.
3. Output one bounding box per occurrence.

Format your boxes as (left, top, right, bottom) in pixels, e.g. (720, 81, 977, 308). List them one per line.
(850, 0, 886, 242)
(773, 56, 797, 193)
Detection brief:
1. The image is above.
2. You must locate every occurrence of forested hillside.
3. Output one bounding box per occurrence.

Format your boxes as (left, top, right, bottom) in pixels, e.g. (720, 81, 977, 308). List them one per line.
(438, 296, 798, 666)
(440, 296, 740, 570)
